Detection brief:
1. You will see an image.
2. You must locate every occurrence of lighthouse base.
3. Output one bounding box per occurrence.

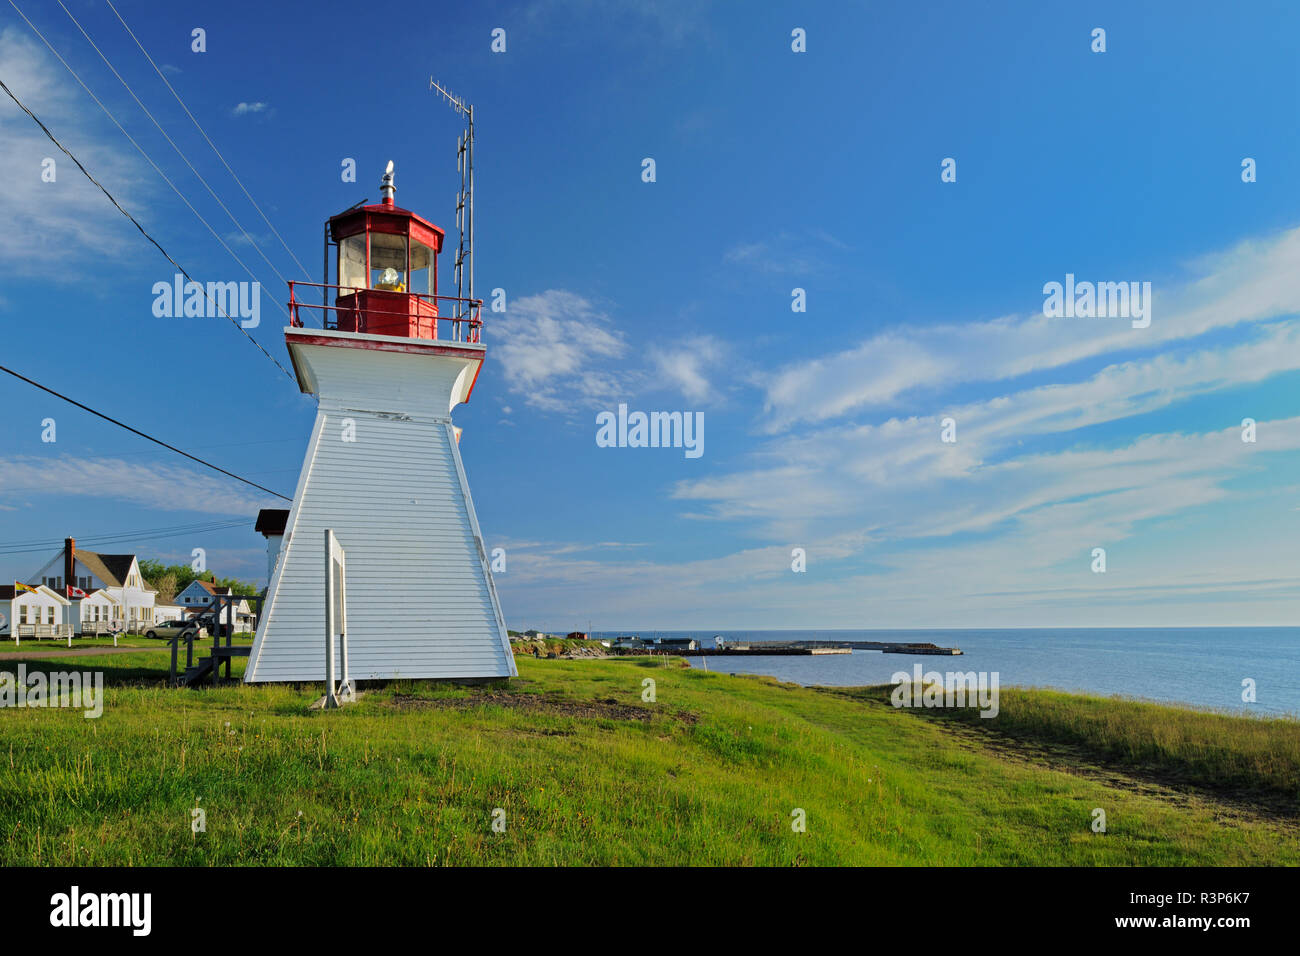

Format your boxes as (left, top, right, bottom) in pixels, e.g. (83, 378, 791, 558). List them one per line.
(245, 406, 515, 683)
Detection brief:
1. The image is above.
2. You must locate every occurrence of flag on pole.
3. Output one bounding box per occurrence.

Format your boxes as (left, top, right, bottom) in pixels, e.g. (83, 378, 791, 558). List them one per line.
(66, 585, 87, 599)
(14, 582, 35, 594)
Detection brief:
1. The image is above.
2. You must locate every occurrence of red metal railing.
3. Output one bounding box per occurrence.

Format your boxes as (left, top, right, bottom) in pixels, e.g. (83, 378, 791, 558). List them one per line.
(288, 281, 483, 343)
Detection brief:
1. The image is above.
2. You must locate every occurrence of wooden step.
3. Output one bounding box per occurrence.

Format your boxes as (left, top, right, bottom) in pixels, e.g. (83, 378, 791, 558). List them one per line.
(181, 657, 214, 687)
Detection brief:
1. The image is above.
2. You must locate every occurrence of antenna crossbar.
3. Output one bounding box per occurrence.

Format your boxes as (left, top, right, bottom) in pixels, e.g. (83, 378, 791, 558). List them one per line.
(430, 77, 474, 316)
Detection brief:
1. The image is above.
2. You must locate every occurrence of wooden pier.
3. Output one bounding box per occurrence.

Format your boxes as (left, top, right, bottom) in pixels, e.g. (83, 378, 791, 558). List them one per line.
(676, 645, 851, 657)
(672, 640, 963, 657)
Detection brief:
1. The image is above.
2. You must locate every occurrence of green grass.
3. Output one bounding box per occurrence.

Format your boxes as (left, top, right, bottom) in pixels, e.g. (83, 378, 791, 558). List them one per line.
(837, 684, 1300, 812)
(0, 651, 1296, 865)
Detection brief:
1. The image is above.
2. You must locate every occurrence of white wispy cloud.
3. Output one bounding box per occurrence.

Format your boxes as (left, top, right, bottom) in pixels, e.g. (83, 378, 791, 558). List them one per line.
(496, 420, 1300, 627)
(0, 28, 142, 269)
(673, 324, 1300, 538)
(649, 335, 725, 403)
(723, 229, 849, 277)
(0, 456, 280, 516)
(494, 224, 1300, 627)
(760, 226, 1300, 431)
(231, 102, 268, 116)
(488, 290, 629, 412)
(490, 292, 734, 411)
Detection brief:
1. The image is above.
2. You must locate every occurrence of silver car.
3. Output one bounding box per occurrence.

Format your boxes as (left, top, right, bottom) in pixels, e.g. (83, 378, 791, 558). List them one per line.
(144, 620, 205, 640)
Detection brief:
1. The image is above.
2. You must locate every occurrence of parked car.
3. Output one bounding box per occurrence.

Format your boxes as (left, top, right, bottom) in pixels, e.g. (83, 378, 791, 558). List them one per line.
(143, 620, 205, 640)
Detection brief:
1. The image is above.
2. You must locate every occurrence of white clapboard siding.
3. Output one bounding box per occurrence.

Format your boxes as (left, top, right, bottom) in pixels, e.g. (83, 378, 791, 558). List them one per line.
(245, 329, 515, 682)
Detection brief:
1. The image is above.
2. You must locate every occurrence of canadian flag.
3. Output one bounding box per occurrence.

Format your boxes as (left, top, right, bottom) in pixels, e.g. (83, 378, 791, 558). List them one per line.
(66, 585, 87, 598)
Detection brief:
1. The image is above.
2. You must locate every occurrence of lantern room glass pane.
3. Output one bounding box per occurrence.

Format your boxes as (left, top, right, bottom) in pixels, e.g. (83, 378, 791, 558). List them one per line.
(369, 232, 408, 291)
(409, 240, 433, 296)
(338, 235, 366, 293)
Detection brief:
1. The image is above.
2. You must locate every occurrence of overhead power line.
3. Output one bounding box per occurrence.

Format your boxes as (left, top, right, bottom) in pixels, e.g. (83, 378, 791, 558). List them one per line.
(0, 74, 293, 380)
(0, 518, 252, 556)
(2, 517, 251, 550)
(57, 0, 295, 291)
(5, 1, 297, 346)
(104, 0, 314, 282)
(0, 363, 293, 502)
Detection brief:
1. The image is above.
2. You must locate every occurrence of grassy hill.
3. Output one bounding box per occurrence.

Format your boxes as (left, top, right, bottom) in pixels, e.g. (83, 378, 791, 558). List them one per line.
(1, 648, 1296, 865)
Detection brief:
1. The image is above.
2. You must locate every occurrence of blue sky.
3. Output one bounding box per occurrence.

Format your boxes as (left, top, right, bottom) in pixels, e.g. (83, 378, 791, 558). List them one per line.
(1, 0, 1298, 630)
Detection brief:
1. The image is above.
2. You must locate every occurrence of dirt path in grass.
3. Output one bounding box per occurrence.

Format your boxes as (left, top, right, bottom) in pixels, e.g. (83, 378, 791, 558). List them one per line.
(924, 714, 1300, 829)
(0, 646, 158, 660)
(387, 687, 699, 724)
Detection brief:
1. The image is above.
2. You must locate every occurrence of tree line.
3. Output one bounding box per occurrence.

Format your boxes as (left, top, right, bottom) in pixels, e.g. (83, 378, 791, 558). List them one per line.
(138, 560, 260, 605)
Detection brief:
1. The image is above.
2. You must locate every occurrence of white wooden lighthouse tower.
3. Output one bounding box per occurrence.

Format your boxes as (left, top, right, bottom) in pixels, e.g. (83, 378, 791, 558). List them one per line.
(245, 163, 514, 683)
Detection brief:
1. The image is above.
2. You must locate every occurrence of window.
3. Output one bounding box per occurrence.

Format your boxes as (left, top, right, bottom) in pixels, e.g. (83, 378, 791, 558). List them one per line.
(338, 234, 366, 293)
(368, 232, 408, 291)
(409, 240, 434, 296)
(44, 606, 54, 624)
(19, 606, 28, 625)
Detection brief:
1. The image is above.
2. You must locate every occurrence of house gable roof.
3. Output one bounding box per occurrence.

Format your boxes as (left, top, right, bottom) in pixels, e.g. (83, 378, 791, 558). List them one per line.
(0, 584, 69, 604)
(75, 551, 138, 588)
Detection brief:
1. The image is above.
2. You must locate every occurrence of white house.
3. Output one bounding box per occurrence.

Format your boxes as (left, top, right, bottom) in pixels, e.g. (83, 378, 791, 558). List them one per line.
(175, 579, 256, 632)
(29, 538, 156, 632)
(153, 603, 184, 624)
(0, 584, 71, 641)
(69, 588, 121, 636)
(175, 579, 214, 610)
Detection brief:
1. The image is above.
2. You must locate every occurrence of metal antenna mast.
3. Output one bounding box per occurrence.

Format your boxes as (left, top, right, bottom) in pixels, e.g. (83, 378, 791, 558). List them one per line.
(429, 78, 474, 318)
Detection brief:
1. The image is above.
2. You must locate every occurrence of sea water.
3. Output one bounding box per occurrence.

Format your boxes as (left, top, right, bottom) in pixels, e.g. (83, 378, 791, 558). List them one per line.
(593, 628, 1300, 717)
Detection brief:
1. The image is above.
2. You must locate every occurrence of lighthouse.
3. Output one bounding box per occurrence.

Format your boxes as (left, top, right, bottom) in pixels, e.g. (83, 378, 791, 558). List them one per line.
(245, 163, 515, 683)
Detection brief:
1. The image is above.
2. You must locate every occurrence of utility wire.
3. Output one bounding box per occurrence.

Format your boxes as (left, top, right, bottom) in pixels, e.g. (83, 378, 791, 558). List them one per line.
(0, 364, 293, 502)
(5, 1, 295, 338)
(2, 518, 251, 550)
(0, 74, 293, 380)
(104, 0, 314, 282)
(57, 0, 294, 291)
(0, 519, 252, 556)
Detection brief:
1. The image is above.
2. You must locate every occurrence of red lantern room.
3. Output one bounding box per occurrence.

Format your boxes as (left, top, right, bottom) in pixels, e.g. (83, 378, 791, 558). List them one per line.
(289, 162, 478, 342)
